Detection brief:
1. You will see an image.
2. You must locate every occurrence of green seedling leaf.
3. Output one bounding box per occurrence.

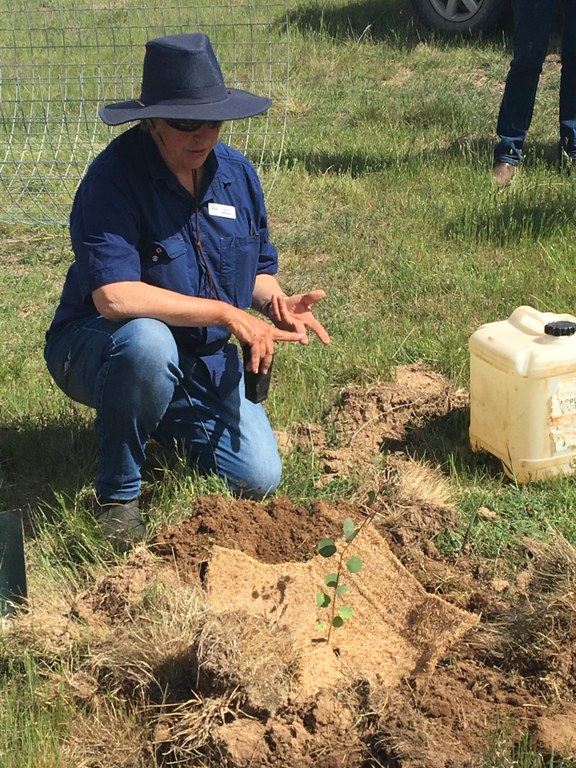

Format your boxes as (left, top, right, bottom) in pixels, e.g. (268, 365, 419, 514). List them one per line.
(339, 605, 354, 619)
(316, 592, 331, 608)
(346, 555, 363, 573)
(335, 584, 349, 595)
(343, 517, 358, 542)
(367, 490, 377, 506)
(316, 620, 328, 631)
(325, 573, 339, 588)
(332, 615, 344, 629)
(317, 538, 337, 558)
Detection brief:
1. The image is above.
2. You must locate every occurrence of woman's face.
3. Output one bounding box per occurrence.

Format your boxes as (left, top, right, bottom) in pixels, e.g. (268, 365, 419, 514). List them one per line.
(150, 119, 222, 178)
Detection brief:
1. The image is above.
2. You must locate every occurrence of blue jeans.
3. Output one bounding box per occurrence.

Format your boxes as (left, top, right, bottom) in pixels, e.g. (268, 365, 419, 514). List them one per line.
(44, 316, 282, 501)
(494, 0, 576, 164)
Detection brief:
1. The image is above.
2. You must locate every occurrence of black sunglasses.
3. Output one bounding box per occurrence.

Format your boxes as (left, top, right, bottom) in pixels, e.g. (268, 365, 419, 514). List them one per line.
(164, 118, 224, 132)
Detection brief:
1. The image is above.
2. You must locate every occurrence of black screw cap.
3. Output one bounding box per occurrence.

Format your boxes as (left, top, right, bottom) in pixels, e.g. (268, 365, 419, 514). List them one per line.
(544, 321, 576, 336)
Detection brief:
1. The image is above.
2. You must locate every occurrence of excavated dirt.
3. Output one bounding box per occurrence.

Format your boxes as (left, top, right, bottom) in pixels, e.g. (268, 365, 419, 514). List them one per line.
(16, 364, 576, 767)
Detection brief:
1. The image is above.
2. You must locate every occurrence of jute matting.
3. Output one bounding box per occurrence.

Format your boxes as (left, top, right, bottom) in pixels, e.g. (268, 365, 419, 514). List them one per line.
(206, 524, 479, 694)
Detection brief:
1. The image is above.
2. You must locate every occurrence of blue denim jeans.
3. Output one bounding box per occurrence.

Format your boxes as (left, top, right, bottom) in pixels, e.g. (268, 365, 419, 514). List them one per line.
(494, 0, 576, 165)
(44, 316, 282, 501)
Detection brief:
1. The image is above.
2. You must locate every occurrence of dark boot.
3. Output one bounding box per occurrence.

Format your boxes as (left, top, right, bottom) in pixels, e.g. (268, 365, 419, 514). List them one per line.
(95, 498, 145, 552)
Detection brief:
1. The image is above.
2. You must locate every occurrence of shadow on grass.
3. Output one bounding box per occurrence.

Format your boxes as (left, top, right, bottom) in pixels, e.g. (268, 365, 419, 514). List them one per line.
(287, 0, 420, 47)
(443, 137, 576, 245)
(286, 0, 576, 48)
(286, 0, 514, 49)
(0, 414, 203, 547)
(283, 130, 576, 246)
(451, 188, 576, 245)
(282, 133, 566, 176)
(379, 403, 507, 480)
(0, 417, 97, 533)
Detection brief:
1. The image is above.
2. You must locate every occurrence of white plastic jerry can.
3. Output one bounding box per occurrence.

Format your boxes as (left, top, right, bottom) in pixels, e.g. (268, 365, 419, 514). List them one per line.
(469, 305, 576, 483)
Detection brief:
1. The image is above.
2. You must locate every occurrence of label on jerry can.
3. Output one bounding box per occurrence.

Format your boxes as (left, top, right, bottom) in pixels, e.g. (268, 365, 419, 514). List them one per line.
(550, 378, 576, 453)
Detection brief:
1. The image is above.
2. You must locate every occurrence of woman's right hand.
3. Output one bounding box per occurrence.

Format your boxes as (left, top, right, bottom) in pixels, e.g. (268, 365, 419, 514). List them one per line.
(224, 306, 305, 374)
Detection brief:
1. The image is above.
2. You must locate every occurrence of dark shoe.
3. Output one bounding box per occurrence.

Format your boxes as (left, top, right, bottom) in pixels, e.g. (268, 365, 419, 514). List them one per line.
(493, 162, 516, 188)
(95, 498, 145, 551)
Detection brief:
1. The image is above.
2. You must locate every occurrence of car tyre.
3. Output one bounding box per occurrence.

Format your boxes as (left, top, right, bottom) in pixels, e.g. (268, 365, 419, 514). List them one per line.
(410, 0, 507, 35)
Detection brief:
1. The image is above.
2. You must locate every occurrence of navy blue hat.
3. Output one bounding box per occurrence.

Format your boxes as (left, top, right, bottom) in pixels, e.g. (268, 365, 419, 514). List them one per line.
(99, 33, 272, 125)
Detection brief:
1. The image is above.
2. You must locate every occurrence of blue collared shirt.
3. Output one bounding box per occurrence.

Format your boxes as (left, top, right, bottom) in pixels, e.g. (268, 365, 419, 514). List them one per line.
(49, 125, 278, 392)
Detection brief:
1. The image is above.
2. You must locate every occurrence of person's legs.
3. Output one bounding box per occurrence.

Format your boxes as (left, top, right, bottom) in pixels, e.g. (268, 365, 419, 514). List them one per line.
(494, 0, 559, 166)
(44, 316, 182, 501)
(559, 0, 576, 159)
(154, 348, 282, 499)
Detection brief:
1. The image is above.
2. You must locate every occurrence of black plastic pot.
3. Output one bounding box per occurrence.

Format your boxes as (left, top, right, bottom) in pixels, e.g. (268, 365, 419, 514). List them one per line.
(0, 510, 27, 617)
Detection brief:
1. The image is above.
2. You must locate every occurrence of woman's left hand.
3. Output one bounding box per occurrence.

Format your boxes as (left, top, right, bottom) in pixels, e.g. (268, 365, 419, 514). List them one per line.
(267, 289, 330, 345)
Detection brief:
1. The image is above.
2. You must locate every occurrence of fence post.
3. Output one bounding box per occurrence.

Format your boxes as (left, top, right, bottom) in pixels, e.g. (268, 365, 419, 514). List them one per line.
(0, 510, 28, 617)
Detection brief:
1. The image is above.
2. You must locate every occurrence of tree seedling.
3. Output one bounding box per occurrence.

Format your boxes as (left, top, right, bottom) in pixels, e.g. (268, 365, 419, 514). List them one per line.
(315, 517, 363, 643)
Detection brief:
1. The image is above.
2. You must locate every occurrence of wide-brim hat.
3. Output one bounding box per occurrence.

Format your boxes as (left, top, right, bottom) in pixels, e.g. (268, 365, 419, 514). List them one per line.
(99, 33, 272, 126)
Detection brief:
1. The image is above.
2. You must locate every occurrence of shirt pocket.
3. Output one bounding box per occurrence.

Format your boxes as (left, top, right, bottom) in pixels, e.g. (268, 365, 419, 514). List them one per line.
(140, 237, 195, 291)
(218, 235, 260, 308)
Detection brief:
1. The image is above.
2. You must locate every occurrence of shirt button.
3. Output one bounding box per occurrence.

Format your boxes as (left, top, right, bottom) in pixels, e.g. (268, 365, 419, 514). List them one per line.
(152, 255, 158, 262)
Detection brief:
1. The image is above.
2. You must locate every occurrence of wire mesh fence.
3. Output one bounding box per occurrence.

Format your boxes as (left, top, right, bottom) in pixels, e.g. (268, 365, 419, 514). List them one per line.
(0, 0, 290, 225)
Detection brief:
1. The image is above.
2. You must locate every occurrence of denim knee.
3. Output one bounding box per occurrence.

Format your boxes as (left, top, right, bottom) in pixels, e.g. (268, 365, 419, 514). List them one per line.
(45, 316, 181, 412)
(226, 449, 283, 500)
(113, 318, 180, 379)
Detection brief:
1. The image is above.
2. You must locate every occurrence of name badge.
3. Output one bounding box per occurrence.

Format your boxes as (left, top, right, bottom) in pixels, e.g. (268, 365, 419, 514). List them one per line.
(208, 202, 236, 219)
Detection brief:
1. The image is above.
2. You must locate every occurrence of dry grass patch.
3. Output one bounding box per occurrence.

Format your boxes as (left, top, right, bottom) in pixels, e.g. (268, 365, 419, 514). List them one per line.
(391, 456, 456, 509)
(475, 532, 576, 701)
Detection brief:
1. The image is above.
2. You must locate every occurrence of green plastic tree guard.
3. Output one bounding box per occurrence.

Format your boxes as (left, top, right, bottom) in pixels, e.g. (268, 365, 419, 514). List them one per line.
(0, 510, 27, 616)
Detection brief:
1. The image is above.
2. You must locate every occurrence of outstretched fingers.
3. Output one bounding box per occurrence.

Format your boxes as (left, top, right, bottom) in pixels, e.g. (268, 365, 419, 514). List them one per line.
(272, 291, 330, 344)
